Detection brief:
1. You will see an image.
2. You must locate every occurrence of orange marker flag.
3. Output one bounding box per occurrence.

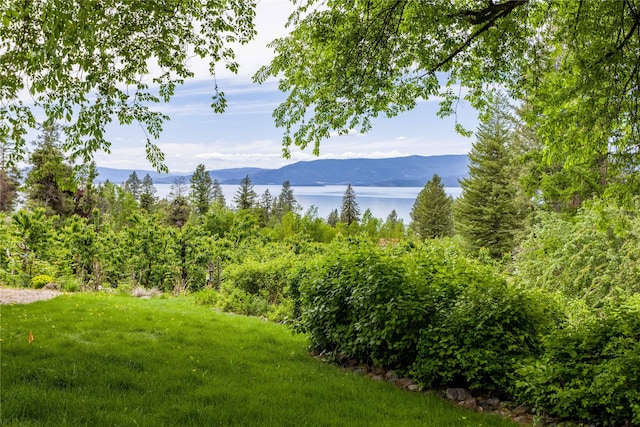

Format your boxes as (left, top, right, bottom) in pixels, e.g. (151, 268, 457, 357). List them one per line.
(29, 331, 34, 344)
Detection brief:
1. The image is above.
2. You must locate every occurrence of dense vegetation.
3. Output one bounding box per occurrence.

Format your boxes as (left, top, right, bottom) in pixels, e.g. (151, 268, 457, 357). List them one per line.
(2, 113, 640, 425)
(2, 1, 640, 425)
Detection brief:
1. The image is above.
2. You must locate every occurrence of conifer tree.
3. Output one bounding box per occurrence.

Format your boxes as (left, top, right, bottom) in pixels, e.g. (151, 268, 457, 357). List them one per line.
(190, 163, 214, 216)
(140, 174, 157, 212)
(454, 98, 521, 258)
(340, 184, 360, 226)
(211, 179, 226, 206)
(258, 189, 274, 225)
(274, 180, 299, 220)
(25, 123, 76, 216)
(233, 175, 257, 210)
(410, 174, 453, 239)
(0, 140, 20, 212)
(124, 171, 142, 200)
(327, 208, 339, 227)
(167, 177, 190, 228)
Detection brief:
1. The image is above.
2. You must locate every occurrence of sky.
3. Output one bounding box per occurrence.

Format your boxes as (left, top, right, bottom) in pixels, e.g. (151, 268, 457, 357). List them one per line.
(93, 0, 479, 173)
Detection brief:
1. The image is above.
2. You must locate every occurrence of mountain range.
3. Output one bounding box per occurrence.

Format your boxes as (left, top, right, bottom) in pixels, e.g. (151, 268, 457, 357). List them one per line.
(97, 154, 469, 187)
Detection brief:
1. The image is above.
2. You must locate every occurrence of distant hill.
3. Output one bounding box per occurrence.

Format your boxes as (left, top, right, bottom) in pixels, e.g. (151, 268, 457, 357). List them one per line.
(97, 155, 469, 187)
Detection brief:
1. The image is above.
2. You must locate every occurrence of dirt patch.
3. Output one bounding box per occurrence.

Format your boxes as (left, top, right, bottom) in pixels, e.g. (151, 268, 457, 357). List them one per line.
(0, 288, 63, 305)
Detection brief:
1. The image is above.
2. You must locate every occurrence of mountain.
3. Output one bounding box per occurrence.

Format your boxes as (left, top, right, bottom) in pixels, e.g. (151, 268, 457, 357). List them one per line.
(96, 155, 469, 187)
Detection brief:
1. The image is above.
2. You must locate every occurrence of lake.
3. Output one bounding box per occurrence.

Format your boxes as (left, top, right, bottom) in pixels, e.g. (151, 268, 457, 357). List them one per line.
(154, 184, 463, 224)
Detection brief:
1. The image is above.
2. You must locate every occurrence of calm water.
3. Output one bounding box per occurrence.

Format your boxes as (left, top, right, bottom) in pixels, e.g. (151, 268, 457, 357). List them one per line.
(155, 184, 462, 224)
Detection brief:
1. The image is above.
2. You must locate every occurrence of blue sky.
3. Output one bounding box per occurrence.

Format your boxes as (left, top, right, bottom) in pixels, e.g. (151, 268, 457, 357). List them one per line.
(94, 0, 478, 173)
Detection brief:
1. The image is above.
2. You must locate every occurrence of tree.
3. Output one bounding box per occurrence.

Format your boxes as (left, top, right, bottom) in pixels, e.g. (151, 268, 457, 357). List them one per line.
(211, 179, 226, 207)
(166, 177, 190, 228)
(410, 174, 453, 239)
(274, 180, 299, 220)
(255, 1, 640, 177)
(340, 184, 360, 226)
(190, 164, 214, 216)
(258, 189, 274, 226)
(454, 98, 522, 258)
(380, 210, 404, 240)
(327, 208, 339, 227)
(74, 161, 99, 218)
(233, 175, 257, 211)
(123, 171, 142, 201)
(1, 1, 256, 170)
(139, 174, 157, 212)
(0, 140, 20, 212)
(24, 123, 76, 216)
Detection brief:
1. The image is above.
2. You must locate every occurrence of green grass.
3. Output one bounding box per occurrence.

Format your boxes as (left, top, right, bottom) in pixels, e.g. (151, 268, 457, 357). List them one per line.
(1, 293, 518, 426)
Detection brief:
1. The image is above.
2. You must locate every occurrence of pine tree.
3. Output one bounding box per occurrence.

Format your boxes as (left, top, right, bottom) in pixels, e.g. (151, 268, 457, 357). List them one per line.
(274, 180, 298, 220)
(124, 171, 142, 200)
(340, 184, 360, 225)
(327, 208, 339, 227)
(0, 140, 20, 212)
(190, 163, 214, 216)
(233, 175, 256, 210)
(74, 161, 99, 218)
(25, 123, 77, 216)
(211, 179, 226, 206)
(258, 189, 274, 225)
(167, 177, 190, 227)
(140, 174, 157, 212)
(410, 174, 453, 239)
(454, 97, 522, 258)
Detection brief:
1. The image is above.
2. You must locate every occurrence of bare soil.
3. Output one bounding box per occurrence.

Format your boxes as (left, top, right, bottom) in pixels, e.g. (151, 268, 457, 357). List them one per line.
(0, 288, 63, 305)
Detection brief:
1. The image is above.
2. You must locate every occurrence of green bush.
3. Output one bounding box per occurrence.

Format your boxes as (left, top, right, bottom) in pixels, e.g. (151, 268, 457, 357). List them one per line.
(224, 256, 294, 304)
(30, 274, 56, 289)
(515, 295, 640, 426)
(410, 284, 557, 394)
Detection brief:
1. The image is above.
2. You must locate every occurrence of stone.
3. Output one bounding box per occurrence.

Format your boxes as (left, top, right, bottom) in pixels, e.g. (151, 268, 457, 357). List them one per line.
(479, 397, 501, 411)
(396, 377, 415, 388)
(407, 384, 421, 392)
(370, 374, 384, 381)
(384, 370, 398, 381)
(446, 387, 473, 402)
(43, 282, 58, 290)
(511, 405, 531, 416)
(459, 397, 477, 409)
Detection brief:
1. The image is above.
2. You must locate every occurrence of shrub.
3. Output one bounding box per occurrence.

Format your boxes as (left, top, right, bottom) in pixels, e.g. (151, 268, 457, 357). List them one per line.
(30, 274, 56, 289)
(514, 295, 640, 426)
(410, 284, 558, 394)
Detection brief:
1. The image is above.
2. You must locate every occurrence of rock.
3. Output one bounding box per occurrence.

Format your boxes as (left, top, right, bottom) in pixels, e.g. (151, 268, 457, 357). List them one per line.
(370, 374, 384, 381)
(384, 370, 399, 381)
(479, 397, 501, 411)
(407, 384, 421, 392)
(459, 397, 477, 409)
(513, 414, 534, 424)
(43, 282, 58, 290)
(446, 387, 473, 402)
(511, 405, 531, 416)
(353, 367, 366, 375)
(396, 377, 415, 388)
(345, 359, 359, 368)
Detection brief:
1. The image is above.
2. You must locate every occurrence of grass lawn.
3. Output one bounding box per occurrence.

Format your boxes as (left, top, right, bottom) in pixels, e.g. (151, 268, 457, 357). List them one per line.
(1, 293, 518, 426)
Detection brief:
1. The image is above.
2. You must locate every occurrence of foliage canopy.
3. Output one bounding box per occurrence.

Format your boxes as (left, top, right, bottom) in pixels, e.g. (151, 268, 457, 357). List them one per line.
(1, 0, 256, 170)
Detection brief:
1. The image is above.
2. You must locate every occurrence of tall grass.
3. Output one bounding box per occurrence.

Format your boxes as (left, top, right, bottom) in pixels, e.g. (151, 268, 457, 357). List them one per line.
(1, 293, 517, 426)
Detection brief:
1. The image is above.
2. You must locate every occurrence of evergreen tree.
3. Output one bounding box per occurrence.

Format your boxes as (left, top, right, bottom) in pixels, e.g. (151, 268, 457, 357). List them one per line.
(25, 123, 76, 216)
(74, 161, 99, 218)
(258, 189, 274, 225)
(454, 98, 522, 259)
(233, 175, 256, 210)
(340, 184, 360, 226)
(123, 171, 142, 200)
(140, 174, 157, 212)
(327, 208, 339, 227)
(274, 180, 298, 219)
(190, 163, 214, 216)
(211, 179, 226, 206)
(0, 140, 20, 212)
(380, 209, 404, 239)
(167, 177, 190, 228)
(410, 174, 453, 239)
